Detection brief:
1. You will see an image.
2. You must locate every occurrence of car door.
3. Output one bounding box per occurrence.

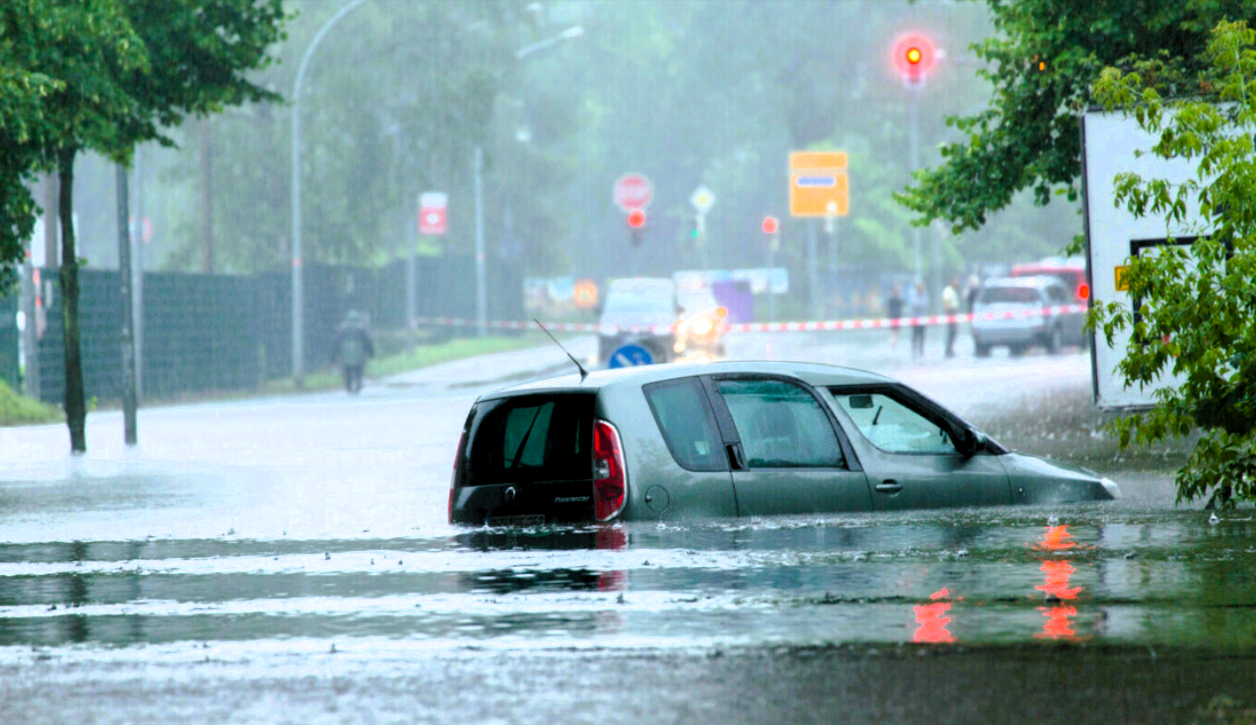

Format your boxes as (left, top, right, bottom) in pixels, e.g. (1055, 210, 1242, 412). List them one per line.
(703, 375, 871, 516)
(827, 385, 1011, 511)
(639, 376, 737, 518)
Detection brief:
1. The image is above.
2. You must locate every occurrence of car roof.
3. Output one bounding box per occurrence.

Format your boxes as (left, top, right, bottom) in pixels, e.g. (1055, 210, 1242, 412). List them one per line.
(608, 277, 675, 292)
(482, 360, 897, 399)
(982, 275, 1063, 289)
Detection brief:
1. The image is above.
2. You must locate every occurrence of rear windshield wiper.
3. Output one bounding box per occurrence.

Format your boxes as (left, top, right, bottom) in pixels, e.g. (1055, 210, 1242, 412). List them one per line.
(509, 406, 546, 470)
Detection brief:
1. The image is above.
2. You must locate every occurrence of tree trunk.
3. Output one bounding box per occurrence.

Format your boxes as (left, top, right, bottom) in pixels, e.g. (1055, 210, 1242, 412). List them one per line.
(58, 146, 86, 453)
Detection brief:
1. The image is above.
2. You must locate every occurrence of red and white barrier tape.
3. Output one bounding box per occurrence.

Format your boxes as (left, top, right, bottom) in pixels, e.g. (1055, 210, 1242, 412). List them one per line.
(413, 304, 1088, 335)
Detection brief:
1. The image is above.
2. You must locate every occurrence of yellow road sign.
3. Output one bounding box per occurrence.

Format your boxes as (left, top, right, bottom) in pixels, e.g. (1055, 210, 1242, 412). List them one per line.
(789, 151, 849, 217)
(1114, 265, 1129, 292)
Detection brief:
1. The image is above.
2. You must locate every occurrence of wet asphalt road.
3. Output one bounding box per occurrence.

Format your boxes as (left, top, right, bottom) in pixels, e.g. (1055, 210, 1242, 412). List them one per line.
(1, 331, 1253, 724)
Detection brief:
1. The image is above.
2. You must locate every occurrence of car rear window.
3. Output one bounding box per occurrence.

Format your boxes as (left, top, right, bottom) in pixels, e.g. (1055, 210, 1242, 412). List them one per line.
(643, 378, 727, 472)
(462, 393, 594, 486)
(1013, 268, 1084, 291)
(979, 286, 1042, 304)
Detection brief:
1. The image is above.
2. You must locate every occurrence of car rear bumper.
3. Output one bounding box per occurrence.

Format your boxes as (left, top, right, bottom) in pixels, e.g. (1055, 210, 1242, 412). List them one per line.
(972, 326, 1046, 346)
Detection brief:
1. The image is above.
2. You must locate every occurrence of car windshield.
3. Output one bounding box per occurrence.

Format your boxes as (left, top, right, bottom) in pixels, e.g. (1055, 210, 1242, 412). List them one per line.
(980, 286, 1042, 304)
(604, 285, 675, 315)
(678, 289, 717, 313)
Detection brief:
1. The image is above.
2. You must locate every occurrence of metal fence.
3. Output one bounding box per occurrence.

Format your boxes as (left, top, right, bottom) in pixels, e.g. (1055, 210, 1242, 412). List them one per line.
(0, 293, 16, 391)
(1, 256, 520, 405)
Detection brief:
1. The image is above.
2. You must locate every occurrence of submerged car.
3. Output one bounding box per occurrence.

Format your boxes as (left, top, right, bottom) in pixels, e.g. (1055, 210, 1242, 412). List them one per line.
(448, 361, 1120, 525)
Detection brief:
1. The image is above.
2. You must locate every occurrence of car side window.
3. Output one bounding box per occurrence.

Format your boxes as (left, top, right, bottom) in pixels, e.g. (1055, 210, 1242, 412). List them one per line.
(832, 390, 957, 455)
(643, 378, 727, 472)
(715, 378, 845, 469)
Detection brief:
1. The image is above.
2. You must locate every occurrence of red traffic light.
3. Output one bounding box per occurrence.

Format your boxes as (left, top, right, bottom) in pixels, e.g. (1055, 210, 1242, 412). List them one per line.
(627, 209, 646, 228)
(762, 217, 778, 235)
(892, 33, 936, 84)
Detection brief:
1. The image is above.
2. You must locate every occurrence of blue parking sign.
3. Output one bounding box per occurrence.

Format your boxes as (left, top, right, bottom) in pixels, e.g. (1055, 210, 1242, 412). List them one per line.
(608, 343, 654, 368)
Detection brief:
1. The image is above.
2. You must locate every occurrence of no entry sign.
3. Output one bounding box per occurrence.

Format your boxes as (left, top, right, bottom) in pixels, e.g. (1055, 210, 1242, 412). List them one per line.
(613, 173, 653, 212)
(418, 192, 447, 235)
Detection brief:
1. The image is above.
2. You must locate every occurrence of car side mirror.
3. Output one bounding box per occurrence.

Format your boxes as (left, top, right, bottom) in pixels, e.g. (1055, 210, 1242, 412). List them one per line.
(955, 427, 981, 458)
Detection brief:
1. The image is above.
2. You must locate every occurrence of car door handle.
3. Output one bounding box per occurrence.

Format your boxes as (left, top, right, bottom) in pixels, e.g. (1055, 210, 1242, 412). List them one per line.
(875, 480, 903, 494)
(726, 443, 747, 471)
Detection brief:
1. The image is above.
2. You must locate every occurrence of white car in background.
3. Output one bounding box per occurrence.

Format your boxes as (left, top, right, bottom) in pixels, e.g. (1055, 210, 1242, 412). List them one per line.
(971, 276, 1083, 357)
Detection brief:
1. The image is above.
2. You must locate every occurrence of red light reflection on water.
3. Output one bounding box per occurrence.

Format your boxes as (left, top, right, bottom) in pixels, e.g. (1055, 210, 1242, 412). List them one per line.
(1036, 559, 1082, 601)
(596, 527, 627, 591)
(1033, 525, 1077, 552)
(913, 588, 955, 643)
(1031, 525, 1084, 640)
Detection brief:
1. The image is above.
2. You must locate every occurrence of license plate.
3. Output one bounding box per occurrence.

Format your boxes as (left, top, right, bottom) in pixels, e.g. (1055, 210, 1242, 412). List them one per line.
(490, 514, 546, 527)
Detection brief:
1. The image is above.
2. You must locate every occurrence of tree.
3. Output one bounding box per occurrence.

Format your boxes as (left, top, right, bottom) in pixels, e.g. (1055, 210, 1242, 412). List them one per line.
(13, 0, 286, 452)
(0, 59, 59, 292)
(897, 0, 1256, 237)
(1089, 20, 1256, 507)
(12, 0, 150, 453)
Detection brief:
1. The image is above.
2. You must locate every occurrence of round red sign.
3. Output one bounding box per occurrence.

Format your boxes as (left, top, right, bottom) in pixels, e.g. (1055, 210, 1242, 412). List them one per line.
(613, 173, 653, 212)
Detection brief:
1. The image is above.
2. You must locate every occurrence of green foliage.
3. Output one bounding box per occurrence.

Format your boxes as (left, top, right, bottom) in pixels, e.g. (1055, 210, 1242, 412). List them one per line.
(1090, 20, 1256, 507)
(898, 0, 1256, 238)
(0, 379, 60, 426)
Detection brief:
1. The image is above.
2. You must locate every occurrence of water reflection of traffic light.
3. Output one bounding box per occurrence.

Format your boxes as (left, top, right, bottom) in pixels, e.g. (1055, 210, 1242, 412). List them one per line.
(913, 587, 955, 643)
(1032, 525, 1084, 641)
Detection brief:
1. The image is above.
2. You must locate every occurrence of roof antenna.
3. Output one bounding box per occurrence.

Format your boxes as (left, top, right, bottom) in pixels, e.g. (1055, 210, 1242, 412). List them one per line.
(535, 318, 588, 382)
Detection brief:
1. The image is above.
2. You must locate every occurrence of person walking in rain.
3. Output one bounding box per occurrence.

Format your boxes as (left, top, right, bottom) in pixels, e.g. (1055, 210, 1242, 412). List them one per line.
(886, 283, 905, 350)
(332, 310, 374, 394)
(907, 279, 929, 360)
(942, 276, 960, 358)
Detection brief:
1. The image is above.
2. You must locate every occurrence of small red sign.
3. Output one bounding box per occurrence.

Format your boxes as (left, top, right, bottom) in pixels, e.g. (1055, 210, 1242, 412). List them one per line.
(418, 192, 448, 235)
(613, 173, 653, 212)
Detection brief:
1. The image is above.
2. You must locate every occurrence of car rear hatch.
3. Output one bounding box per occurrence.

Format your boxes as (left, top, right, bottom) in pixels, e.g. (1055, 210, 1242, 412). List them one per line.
(450, 391, 597, 526)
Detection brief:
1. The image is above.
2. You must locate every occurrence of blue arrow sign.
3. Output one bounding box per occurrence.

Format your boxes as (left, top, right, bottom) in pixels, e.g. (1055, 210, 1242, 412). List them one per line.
(608, 343, 654, 368)
(796, 175, 837, 187)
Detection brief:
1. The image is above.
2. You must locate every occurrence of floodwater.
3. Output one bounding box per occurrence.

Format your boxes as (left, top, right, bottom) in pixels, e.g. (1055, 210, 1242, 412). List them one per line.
(1, 338, 1252, 722)
(1, 506, 1254, 655)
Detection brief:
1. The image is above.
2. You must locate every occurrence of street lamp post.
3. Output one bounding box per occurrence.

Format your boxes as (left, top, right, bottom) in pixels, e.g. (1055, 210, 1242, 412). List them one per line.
(472, 25, 583, 338)
(291, 0, 368, 384)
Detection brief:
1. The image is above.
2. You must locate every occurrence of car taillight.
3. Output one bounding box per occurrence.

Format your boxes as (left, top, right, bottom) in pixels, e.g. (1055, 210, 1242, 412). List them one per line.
(449, 431, 467, 523)
(593, 420, 627, 522)
(1076, 283, 1090, 302)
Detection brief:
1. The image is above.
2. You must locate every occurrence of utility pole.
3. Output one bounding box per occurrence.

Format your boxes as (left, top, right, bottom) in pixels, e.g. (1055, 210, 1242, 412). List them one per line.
(806, 221, 820, 319)
(406, 211, 416, 352)
(115, 164, 138, 446)
(132, 146, 144, 401)
(473, 145, 486, 338)
(200, 122, 214, 273)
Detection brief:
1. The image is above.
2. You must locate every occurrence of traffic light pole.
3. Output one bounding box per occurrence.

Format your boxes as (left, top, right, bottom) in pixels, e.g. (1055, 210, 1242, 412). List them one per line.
(909, 87, 922, 280)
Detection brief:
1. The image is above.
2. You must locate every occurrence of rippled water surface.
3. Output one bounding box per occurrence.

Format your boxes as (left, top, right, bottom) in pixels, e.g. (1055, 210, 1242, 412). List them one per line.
(3, 504, 1253, 657)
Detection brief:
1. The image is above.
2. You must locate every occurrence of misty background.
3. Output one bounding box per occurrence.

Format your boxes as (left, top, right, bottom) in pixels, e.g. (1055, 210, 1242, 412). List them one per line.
(55, 0, 1079, 314)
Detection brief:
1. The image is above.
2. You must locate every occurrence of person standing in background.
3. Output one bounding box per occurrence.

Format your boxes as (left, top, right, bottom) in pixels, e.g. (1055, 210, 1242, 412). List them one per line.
(942, 276, 960, 358)
(886, 283, 905, 351)
(907, 279, 929, 360)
